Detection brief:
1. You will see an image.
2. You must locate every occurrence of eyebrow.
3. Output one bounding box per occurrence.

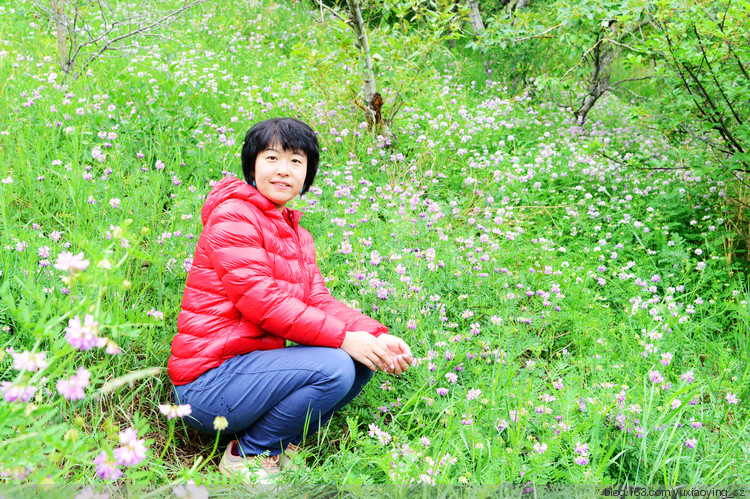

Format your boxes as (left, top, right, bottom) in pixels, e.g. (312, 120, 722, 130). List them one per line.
(264, 147, 305, 156)
(261, 147, 307, 157)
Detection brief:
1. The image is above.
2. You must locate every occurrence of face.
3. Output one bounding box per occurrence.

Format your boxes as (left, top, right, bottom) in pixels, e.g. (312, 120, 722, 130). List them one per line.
(253, 143, 307, 211)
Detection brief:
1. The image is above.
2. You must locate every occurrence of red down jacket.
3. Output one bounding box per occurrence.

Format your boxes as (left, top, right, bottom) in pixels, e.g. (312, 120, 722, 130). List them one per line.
(168, 176, 388, 385)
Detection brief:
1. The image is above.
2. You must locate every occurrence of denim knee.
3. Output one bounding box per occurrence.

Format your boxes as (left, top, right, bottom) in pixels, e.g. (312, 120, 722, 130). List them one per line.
(323, 349, 357, 401)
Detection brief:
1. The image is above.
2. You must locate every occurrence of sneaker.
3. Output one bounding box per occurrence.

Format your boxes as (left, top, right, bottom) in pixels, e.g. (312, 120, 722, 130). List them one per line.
(279, 443, 305, 473)
(219, 440, 281, 485)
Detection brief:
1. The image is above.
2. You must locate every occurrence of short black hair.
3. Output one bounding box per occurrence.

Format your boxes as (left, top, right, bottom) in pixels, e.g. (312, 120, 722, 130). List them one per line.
(241, 118, 319, 195)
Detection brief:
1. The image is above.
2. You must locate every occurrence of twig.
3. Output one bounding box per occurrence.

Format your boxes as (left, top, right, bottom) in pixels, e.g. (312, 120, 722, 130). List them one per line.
(606, 38, 650, 55)
(512, 23, 562, 43)
(74, 0, 206, 78)
(611, 75, 653, 86)
(313, 0, 348, 23)
(693, 26, 744, 127)
(563, 37, 604, 78)
(607, 84, 647, 102)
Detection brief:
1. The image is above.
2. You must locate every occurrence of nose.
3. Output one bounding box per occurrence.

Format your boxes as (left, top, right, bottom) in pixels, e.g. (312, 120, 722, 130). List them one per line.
(276, 158, 291, 175)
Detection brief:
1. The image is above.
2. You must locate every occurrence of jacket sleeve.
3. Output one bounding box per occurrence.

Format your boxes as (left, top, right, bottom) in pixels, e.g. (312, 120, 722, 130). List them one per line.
(205, 203, 347, 348)
(308, 260, 389, 338)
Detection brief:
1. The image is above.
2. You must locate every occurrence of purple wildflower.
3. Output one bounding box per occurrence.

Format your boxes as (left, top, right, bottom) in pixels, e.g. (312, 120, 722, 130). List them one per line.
(93, 451, 122, 481)
(113, 427, 148, 466)
(1, 382, 36, 402)
(648, 370, 664, 384)
(65, 314, 100, 351)
(56, 367, 91, 400)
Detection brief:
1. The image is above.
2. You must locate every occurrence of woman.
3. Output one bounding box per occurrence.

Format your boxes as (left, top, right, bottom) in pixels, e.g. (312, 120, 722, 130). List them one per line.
(168, 117, 413, 484)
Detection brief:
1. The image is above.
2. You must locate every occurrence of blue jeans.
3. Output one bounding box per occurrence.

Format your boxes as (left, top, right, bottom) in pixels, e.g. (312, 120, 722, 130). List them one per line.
(173, 346, 373, 456)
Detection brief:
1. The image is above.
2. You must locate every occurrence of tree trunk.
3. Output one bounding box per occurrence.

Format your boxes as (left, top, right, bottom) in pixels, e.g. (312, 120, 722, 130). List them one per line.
(466, 0, 491, 74)
(345, 0, 384, 131)
(467, 0, 485, 33)
(50, 0, 73, 74)
(506, 0, 531, 12)
(575, 35, 620, 125)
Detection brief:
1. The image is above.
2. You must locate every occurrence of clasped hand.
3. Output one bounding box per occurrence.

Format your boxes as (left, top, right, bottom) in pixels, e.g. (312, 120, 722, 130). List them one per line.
(340, 331, 413, 375)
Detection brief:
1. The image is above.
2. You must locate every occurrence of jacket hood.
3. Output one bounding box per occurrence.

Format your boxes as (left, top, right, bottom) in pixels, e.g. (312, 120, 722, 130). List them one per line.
(201, 176, 303, 226)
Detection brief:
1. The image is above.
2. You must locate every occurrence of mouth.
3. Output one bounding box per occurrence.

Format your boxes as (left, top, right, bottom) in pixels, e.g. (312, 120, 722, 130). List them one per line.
(271, 181, 291, 188)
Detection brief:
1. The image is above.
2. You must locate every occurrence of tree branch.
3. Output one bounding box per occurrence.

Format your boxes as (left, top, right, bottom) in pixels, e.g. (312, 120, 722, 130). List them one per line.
(73, 0, 206, 79)
(313, 0, 348, 23)
(512, 23, 561, 43)
(610, 75, 654, 86)
(563, 37, 604, 78)
(693, 25, 744, 127)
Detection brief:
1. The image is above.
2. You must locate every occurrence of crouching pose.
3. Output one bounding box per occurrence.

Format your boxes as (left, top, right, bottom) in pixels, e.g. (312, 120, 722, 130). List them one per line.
(168, 117, 412, 484)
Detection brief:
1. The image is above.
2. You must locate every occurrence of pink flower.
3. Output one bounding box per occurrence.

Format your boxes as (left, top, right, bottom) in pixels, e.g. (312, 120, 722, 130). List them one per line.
(726, 393, 740, 405)
(660, 352, 673, 366)
(65, 314, 100, 351)
(103, 339, 122, 355)
(146, 308, 164, 321)
(1, 381, 36, 402)
(56, 367, 91, 400)
(685, 438, 697, 449)
(54, 251, 90, 273)
(367, 423, 391, 446)
(445, 372, 458, 384)
(93, 451, 122, 481)
(436, 387, 449, 396)
(158, 404, 192, 420)
(466, 388, 482, 400)
(648, 370, 664, 384)
(113, 427, 148, 466)
(574, 456, 589, 466)
(533, 442, 547, 455)
(10, 350, 48, 372)
(574, 441, 589, 455)
(420, 437, 431, 447)
(681, 370, 694, 383)
(109, 198, 121, 209)
(552, 378, 564, 390)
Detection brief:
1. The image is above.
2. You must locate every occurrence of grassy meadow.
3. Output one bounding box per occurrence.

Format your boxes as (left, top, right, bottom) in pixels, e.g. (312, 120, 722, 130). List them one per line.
(0, 0, 748, 490)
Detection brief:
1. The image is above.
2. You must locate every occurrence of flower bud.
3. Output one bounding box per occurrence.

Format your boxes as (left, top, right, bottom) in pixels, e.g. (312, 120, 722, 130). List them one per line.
(64, 428, 79, 442)
(213, 416, 229, 431)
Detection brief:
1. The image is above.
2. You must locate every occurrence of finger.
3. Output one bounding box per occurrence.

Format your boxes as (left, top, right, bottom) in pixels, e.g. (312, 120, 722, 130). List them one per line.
(401, 346, 413, 364)
(362, 355, 377, 372)
(391, 340, 405, 355)
(395, 355, 410, 373)
(400, 341, 413, 359)
(373, 346, 393, 372)
(368, 352, 389, 373)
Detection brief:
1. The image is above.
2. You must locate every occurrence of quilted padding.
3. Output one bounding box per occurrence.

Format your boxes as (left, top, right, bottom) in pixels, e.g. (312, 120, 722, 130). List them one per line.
(168, 176, 388, 385)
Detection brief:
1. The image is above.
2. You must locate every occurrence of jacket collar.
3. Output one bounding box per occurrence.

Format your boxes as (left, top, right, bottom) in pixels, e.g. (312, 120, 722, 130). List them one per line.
(202, 176, 304, 228)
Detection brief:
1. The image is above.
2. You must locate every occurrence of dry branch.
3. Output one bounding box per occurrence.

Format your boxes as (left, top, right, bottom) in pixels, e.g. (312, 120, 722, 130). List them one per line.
(37, 0, 205, 79)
